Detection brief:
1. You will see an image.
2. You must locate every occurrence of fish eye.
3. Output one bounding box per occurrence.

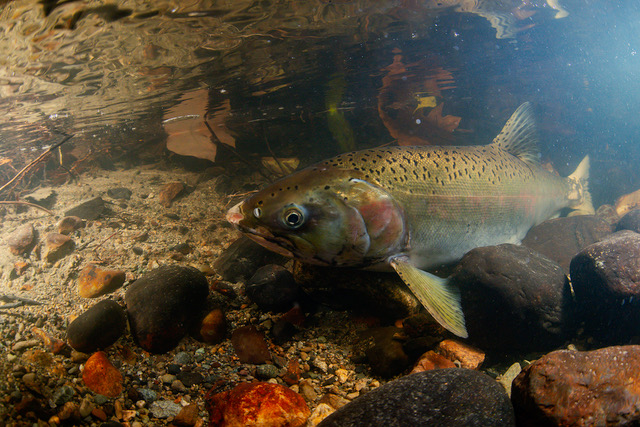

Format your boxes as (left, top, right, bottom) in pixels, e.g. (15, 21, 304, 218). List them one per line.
(283, 207, 304, 229)
(253, 207, 262, 218)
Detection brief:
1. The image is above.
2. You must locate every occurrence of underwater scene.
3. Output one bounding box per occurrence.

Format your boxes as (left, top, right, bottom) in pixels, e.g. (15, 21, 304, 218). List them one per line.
(1, 0, 640, 425)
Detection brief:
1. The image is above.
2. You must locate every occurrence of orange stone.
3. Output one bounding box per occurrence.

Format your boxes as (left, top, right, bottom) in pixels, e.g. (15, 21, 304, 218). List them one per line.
(436, 339, 485, 370)
(174, 403, 200, 426)
(206, 382, 310, 427)
(44, 233, 75, 263)
(77, 264, 126, 298)
(57, 216, 86, 235)
(410, 350, 457, 374)
(82, 351, 123, 397)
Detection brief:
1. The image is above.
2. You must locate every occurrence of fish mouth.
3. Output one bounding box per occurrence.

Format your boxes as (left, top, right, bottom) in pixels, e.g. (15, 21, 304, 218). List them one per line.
(226, 201, 296, 258)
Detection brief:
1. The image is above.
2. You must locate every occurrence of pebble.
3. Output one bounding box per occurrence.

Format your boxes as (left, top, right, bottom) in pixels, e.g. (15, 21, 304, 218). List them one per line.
(51, 385, 75, 406)
(77, 264, 126, 298)
(231, 325, 271, 364)
(246, 264, 301, 312)
(138, 388, 157, 403)
(497, 363, 521, 398)
(362, 327, 410, 377)
(177, 371, 203, 387)
(57, 216, 86, 235)
(174, 351, 191, 365)
(66, 299, 126, 353)
(512, 345, 640, 426)
(161, 374, 177, 384)
(82, 351, 123, 398)
(319, 369, 515, 426)
(206, 381, 310, 427)
(64, 196, 106, 220)
(6, 223, 36, 255)
(174, 403, 199, 426)
(12, 339, 39, 352)
(149, 399, 182, 419)
(125, 265, 209, 353)
(256, 363, 280, 379)
(43, 232, 75, 263)
(171, 379, 187, 393)
(300, 379, 318, 401)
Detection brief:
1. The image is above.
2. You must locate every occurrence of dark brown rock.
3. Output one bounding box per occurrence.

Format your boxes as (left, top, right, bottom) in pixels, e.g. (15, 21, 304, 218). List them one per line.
(67, 300, 127, 353)
(77, 264, 126, 298)
(125, 265, 209, 353)
(6, 224, 36, 255)
(57, 216, 86, 235)
(206, 382, 310, 427)
(361, 327, 410, 378)
(522, 215, 612, 273)
(616, 208, 640, 233)
(43, 233, 75, 263)
(570, 230, 640, 342)
(294, 262, 420, 319)
(512, 345, 640, 426)
(319, 369, 515, 426)
(231, 325, 271, 364)
(214, 236, 287, 282)
(246, 264, 300, 312)
(452, 244, 573, 351)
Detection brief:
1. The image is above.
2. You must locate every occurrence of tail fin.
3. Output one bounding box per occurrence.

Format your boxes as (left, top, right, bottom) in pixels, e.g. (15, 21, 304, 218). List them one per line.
(567, 155, 595, 216)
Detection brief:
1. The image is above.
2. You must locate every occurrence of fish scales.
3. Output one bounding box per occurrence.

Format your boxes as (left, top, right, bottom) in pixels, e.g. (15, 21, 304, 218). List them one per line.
(320, 145, 571, 267)
(227, 102, 593, 338)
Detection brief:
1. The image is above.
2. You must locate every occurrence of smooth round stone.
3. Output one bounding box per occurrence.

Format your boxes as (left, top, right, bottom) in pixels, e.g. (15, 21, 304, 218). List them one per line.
(66, 300, 126, 353)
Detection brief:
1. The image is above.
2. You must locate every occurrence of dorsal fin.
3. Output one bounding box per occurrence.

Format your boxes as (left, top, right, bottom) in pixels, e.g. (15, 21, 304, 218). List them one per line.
(490, 102, 540, 164)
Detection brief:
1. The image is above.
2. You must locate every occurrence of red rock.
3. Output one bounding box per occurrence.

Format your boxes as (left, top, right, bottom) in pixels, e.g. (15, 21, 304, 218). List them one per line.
(43, 232, 75, 263)
(198, 308, 226, 344)
(206, 382, 310, 427)
(77, 264, 126, 298)
(7, 223, 36, 255)
(57, 216, 86, 234)
(512, 345, 640, 426)
(436, 339, 485, 369)
(82, 351, 123, 398)
(410, 350, 456, 374)
(231, 325, 271, 364)
(158, 181, 185, 207)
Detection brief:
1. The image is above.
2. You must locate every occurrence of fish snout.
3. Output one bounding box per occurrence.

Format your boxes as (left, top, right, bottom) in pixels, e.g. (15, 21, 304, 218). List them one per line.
(226, 201, 245, 226)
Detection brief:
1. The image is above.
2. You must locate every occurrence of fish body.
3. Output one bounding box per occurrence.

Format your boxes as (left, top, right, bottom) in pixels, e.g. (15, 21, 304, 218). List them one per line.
(227, 103, 593, 337)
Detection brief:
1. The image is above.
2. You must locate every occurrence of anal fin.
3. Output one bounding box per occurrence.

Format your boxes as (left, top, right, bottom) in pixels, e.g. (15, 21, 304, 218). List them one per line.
(390, 256, 468, 338)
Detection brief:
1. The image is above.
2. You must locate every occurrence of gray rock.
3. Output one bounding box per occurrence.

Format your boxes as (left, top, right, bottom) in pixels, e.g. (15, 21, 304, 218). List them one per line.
(64, 197, 106, 220)
(256, 364, 280, 379)
(319, 369, 515, 426)
(138, 388, 157, 403)
(51, 385, 75, 406)
(6, 224, 36, 256)
(24, 188, 57, 209)
(451, 244, 573, 351)
(149, 400, 182, 419)
(107, 187, 132, 200)
(173, 351, 191, 365)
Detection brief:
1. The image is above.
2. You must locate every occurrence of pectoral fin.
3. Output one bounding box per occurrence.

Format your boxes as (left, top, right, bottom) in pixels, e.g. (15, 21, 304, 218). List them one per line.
(389, 256, 468, 338)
